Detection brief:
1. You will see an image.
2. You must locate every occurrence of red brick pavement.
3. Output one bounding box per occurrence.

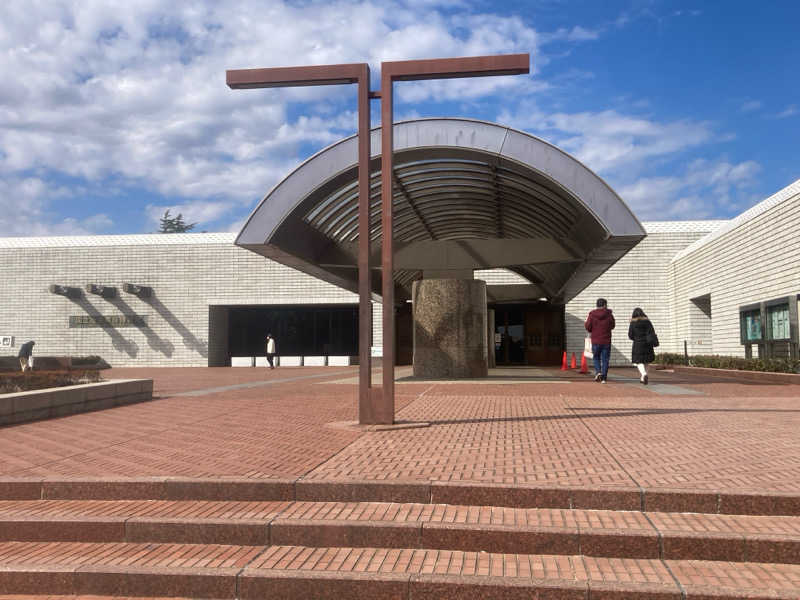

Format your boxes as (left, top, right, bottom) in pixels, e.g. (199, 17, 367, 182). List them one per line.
(0, 366, 798, 498)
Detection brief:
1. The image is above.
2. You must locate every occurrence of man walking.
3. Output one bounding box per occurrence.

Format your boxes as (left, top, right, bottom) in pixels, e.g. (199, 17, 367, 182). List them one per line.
(585, 298, 614, 383)
(265, 333, 276, 369)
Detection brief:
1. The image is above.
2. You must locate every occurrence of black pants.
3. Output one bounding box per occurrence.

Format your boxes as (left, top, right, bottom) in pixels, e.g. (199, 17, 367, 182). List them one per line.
(266, 353, 275, 368)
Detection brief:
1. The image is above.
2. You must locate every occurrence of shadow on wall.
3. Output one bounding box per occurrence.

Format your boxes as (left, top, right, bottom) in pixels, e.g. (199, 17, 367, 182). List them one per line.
(144, 293, 208, 358)
(74, 296, 139, 358)
(112, 296, 174, 357)
(565, 312, 630, 367)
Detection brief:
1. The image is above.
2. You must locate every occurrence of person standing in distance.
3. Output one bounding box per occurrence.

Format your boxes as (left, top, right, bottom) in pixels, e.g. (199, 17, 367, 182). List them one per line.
(265, 333, 277, 370)
(585, 298, 615, 383)
(18, 340, 35, 372)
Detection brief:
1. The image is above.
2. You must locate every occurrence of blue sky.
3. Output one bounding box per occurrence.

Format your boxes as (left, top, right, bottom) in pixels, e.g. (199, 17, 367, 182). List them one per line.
(1, 0, 798, 236)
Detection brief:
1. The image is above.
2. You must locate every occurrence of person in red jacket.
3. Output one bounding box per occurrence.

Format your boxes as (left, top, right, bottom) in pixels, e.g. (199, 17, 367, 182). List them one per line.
(585, 298, 615, 383)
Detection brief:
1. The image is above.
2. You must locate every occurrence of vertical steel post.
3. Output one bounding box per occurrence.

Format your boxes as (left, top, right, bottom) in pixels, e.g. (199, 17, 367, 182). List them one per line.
(379, 68, 395, 423)
(357, 65, 374, 423)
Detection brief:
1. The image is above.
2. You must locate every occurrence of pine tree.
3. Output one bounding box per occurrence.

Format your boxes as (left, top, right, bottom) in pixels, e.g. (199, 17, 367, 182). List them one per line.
(158, 209, 197, 233)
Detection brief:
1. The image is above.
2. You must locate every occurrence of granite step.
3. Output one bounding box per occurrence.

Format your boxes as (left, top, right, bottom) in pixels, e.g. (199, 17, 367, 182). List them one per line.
(3, 477, 800, 516)
(1, 542, 800, 599)
(1, 499, 800, 564)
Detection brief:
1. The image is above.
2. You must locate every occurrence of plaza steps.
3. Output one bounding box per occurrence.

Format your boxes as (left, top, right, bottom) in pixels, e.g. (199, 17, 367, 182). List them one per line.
(0, 480, 799, 598)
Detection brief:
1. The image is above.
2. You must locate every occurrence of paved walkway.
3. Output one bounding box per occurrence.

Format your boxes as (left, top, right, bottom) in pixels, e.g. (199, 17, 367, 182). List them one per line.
(1, 365, 798, 496)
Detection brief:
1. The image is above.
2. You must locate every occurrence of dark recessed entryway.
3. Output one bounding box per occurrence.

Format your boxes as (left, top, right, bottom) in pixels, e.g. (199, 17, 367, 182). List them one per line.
(227, 304, 358, 358)
(493, 303, 564, 366)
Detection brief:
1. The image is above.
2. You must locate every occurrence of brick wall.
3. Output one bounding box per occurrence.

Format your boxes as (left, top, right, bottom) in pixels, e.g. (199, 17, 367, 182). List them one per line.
(670, 181, 800, 358)
(564, 224, 718, 366)
(0, 234, 359, 367)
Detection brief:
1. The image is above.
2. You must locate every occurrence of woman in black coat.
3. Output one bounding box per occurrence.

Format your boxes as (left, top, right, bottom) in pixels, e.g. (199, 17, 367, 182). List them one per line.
(628, 307, 657, 385)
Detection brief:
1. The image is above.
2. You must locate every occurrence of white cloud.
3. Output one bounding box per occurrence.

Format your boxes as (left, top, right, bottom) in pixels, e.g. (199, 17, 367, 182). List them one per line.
(0, 0, 546, 233)
(0, 0, 772, 235)
(740, 100, 762, 112)
(777, 105, 798, 118)
(615, 158, 761, 220)
(499, 104, 713, 174)
(0, 176, 113, 236)
(543, 25, 601, 43)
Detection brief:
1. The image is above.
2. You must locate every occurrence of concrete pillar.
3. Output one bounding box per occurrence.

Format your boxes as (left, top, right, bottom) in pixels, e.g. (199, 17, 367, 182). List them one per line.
(412, 279, 488, 378)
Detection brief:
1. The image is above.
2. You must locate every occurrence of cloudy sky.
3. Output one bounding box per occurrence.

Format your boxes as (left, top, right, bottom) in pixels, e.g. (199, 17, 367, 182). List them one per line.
(1, 0, 798, 236)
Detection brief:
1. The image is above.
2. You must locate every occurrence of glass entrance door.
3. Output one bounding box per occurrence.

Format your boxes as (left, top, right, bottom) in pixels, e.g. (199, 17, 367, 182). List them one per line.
(493, 303, 564, 366)
(494, 307, 525, 365)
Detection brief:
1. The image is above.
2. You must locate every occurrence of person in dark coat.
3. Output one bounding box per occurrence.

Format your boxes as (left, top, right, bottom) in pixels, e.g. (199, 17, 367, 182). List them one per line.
(628, 308, 657, 385)
(585, 298, 615, 383)
(17, 340, 35, 372)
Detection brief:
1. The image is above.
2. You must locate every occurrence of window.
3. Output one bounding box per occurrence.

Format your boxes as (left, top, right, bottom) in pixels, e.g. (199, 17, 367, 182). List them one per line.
(741, 309, 761, 342)
(768, 304, 790, 340)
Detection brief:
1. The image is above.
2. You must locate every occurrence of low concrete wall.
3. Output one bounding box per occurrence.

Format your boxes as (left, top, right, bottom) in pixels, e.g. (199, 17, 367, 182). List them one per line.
(0, 379, 154, 426)
(231, 356, 356, 367)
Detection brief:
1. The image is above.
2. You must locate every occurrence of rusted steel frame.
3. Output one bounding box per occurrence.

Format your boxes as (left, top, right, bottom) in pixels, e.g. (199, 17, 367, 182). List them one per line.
(376, 54, 529, 425)
(356, 64, 374, 425)
(226, 64, 363, 89)
(225, 62, 373, 424)
(381, 54, 529, 81)
(379, 66, 396, 424)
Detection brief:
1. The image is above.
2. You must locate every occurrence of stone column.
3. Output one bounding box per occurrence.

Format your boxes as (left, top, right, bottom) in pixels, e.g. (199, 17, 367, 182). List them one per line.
(412, 279, 488, 378)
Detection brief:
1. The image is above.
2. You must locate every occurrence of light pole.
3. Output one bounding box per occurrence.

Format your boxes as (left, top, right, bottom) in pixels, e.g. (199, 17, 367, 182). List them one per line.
(227, 53, 529, 425)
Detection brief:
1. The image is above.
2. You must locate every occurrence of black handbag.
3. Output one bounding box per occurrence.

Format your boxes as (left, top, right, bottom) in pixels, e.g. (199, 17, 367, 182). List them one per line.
(646, 324, 660, 348)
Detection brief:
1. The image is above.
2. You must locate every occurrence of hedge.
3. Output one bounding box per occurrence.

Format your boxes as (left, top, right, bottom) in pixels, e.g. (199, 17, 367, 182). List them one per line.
(656, 353, 800, 374)
(0, 370, 102, 394)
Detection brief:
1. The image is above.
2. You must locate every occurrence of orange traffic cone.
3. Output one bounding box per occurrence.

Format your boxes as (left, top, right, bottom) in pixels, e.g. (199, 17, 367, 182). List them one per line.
(579, 352, 589, 374)
(570, 353, 577, 369)
(560, 351, 568, 370)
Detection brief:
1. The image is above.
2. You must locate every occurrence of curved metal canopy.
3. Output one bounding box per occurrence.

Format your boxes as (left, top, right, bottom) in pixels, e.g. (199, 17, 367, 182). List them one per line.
(236, 118, 646, 303)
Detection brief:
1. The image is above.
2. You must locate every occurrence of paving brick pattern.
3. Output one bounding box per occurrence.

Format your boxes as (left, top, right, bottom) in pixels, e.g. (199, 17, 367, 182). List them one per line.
(1, 367, 798, 495)
(1, 366, 799, 598)
(0, 367, 420, 480)
(305, 371, 800, 494)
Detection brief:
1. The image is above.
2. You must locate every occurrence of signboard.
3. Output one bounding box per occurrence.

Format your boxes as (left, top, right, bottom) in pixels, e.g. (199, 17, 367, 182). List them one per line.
(0, 335, 13, 347)
(69, 315, 146, 328)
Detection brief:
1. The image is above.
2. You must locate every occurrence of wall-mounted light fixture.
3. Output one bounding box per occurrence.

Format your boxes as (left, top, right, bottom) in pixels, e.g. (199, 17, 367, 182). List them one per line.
(122, 283, 152, 298)
(85, 284, 117, 299)
(49, 284, 82, 299)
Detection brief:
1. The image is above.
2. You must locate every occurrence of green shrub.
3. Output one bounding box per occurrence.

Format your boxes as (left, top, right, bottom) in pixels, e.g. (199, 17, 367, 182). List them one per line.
(655, 353, 800, 373)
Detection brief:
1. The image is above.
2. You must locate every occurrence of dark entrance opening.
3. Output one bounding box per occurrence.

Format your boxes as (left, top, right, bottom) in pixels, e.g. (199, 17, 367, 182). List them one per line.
(493, 302, 564, 366)
(228, 304, 358, 358)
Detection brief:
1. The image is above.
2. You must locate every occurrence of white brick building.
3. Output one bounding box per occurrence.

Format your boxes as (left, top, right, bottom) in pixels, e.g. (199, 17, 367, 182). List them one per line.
(1, 177, 798, 368)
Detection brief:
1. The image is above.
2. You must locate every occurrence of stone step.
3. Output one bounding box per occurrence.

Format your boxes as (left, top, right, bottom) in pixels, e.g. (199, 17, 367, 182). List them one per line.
(2, 477, 800, 516)
(1, 542, 800, 599)
(1, 499, 799, 564)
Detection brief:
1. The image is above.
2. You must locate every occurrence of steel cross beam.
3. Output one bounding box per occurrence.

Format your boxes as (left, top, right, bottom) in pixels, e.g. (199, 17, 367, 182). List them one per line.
(227, 53, 529, 425)
(227, 63, 375, 424)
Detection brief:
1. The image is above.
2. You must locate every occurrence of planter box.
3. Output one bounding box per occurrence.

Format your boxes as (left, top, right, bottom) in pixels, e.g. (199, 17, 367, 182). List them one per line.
(0, 355, 108, 372)
(657, 364, 800, 384)
(0, 379, 153, 426)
